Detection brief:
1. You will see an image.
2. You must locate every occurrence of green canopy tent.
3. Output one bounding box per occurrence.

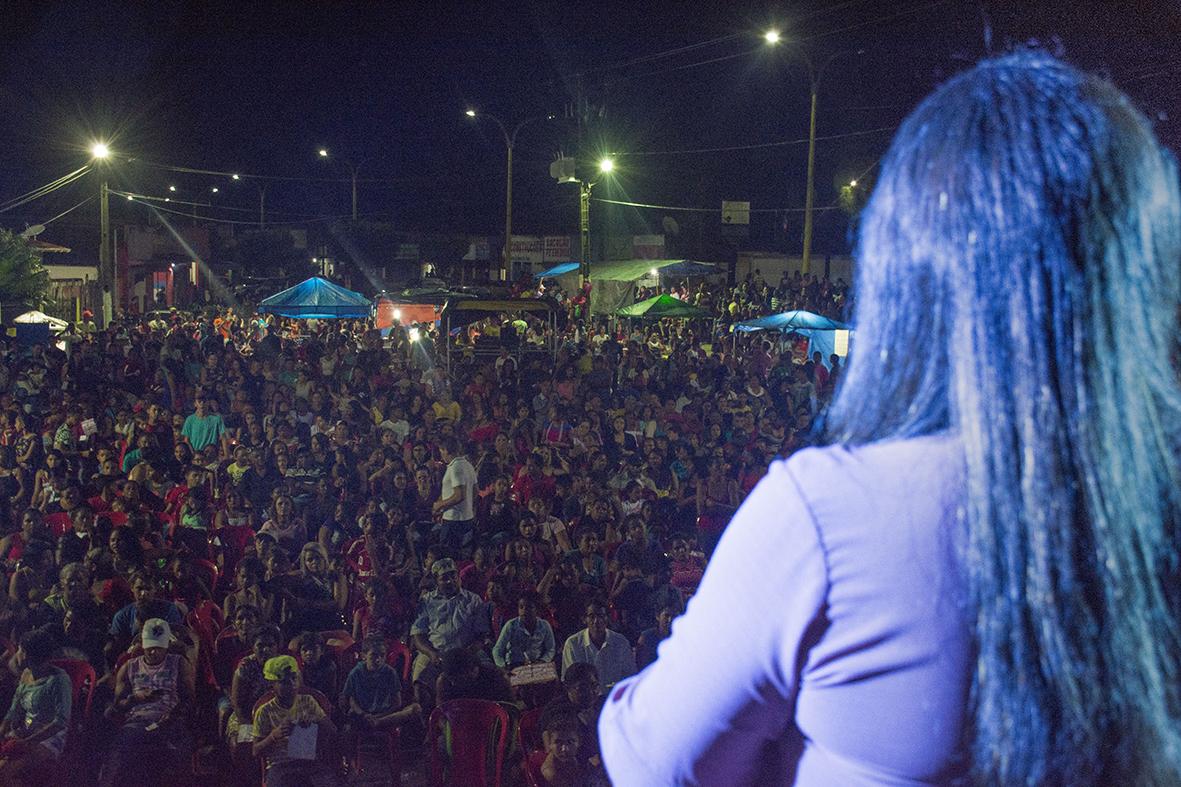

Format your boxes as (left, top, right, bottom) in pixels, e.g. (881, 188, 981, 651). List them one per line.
(616, 293, 712, 320)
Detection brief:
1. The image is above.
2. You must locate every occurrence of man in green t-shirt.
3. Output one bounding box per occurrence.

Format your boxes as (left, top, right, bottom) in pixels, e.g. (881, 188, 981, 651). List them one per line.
(181, 397, 227, 456)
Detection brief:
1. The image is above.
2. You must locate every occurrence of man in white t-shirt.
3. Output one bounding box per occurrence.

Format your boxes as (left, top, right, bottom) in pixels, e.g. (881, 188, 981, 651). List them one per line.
(434, 435, 477, 553)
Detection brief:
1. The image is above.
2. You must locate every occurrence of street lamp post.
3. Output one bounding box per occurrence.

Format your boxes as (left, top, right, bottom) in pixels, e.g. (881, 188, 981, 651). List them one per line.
(802, 85, 818, 276)
(466, 109, 551, 282)
(91, 143, 114, 325)
(765, 32, 859, 275)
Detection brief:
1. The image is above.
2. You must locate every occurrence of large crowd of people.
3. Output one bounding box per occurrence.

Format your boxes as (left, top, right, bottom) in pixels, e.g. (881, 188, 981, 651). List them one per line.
(0, 276, 842, 785)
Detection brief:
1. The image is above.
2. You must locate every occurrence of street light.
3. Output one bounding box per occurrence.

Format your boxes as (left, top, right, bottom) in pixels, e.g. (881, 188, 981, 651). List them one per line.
(231, 173, 240, 181)
(169, 185, 177, 192)
(769, 39, 861, 275)
(849, 179, 857, 187)
(465, 108, 552, 281)
(211, 187, 219, 194)
(577, 156, 615, 294)
(316, 147, 359, 220)
(91, 141, 114, 325)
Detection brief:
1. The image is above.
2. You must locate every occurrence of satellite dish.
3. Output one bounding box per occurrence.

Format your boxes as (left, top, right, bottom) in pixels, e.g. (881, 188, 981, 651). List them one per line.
(20, 224, 45, 238)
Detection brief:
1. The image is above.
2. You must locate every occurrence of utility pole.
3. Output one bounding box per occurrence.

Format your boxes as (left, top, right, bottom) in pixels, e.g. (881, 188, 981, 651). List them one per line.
(801, 88, 818, 275)
(259, 184, 267, 228)
(99, 178, 112, 324)
(579, 180, 592, 286)
(503, 144, 513, 283)
(465, 110, 551, 282)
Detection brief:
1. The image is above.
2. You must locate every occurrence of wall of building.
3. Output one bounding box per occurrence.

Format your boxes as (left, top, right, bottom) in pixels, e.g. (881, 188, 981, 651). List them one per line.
(736, 251, 853, 285)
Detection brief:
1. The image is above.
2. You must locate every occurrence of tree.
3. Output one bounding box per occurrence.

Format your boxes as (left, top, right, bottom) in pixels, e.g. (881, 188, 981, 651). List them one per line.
(0, 229, 49, 307)
(221, 228, 315, 280)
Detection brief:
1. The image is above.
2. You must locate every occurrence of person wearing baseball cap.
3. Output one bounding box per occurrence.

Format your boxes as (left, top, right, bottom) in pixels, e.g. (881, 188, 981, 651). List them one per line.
(101, 618, 195, 786)
(253, 654, 337, 785)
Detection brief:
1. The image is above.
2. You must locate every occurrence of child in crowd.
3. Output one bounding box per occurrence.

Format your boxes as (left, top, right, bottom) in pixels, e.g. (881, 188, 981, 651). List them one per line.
(252, 655, 337, 787)
(340, 635, 420, 750)
(537, 712, 609, 787)
(293, 631, 340, 701)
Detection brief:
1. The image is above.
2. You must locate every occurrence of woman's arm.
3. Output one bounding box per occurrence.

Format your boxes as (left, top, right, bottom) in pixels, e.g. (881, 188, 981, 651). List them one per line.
(331, 572, 348, 611)
(598, 461, 827, 786)
(30, 470, 46, 510)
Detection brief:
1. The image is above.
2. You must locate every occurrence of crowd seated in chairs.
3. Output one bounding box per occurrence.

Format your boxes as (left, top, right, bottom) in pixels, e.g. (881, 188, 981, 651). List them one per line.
(0, 286, 840, 783)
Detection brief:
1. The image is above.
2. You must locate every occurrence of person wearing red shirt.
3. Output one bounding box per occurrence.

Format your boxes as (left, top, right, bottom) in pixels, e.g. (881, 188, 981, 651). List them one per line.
(513, 453, 556, 507)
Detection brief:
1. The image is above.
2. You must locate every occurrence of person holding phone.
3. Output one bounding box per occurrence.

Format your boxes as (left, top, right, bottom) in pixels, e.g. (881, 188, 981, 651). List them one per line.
(101, 618, 194, 786)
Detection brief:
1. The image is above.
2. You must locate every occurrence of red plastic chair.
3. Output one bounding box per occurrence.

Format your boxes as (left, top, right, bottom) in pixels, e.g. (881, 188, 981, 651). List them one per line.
(385, 639, 412, 686)
(320, 629, 357, 674)
(191, 559, 221, 596)
(212, 628, 250, 690)
(517, 706, 543, 755)
(49, 658, 96, 725)
(190, 598, 226, 640)
(45, 512, 72, 539)
(428, 699, 512, 787)
(523, 749, 547, 787)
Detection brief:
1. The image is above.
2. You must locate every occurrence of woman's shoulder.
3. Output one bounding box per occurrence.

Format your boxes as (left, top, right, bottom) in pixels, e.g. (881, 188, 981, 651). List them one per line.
(781, 434, 961, 495)
(769, 434, 964, 550)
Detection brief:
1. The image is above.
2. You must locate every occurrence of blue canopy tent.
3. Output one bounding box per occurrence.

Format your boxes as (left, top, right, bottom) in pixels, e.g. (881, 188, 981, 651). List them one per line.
(257, 277, 371, 319)
(734, 309, 851, 368)
(533, 262, 580, 279)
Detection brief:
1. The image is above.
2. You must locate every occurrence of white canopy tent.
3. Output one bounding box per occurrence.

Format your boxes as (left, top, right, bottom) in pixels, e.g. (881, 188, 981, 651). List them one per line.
(14, 310, 68, 334)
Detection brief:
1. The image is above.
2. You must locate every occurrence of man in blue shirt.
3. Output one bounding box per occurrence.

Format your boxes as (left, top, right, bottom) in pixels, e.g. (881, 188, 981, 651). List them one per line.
(105, 572, 183, 662)
(492, 592, 556, 669)
(410, 558, 489, 708)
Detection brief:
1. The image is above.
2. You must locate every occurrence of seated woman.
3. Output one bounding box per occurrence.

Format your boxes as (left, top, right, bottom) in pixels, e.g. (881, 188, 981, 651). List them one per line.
(101, 618, 195, 787)
(280, 543, 346, 638)
(212, 603, 260, 691)
(222, 556, 275, 626)
(0, 627, 72, 785)
(226, 625, 280, 765)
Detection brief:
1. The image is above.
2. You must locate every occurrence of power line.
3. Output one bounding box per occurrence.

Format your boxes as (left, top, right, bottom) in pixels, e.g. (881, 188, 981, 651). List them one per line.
(625, 47, 763, 80)
(113, 190, 346, 221)
(40, 195, 94, 226)
(570, 32, 746, 78)
(594, 197, 841, 213)
(133, 158, 474, 185)
(121, 193, 373, 226)
(567, 0, 878, 80)
(0, 165, 90, 213)
(625, 125, 896, 156)
(797, 0, 952, 42)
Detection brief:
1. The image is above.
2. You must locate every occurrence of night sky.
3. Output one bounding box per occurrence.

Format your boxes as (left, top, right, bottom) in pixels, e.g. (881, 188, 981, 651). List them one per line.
(3, 0, 1180, 261)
